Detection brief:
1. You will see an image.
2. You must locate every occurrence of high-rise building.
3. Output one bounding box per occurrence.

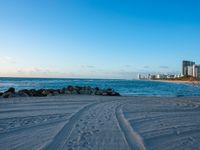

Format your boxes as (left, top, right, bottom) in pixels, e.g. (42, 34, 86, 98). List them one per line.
(182, 60, 195, 76)
(137, 74, 141, 80)
(193, 65, 200, 78)
(187, 66, 193, 76)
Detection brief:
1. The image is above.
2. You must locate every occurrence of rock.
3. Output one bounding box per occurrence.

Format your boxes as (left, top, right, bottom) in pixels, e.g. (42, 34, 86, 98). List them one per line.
(71, 90, 78, 94)
(62, 87, 67, 93)
(94, 88, 120, 96)
(62, 87, 73, 94)
(18, 90, 29, 97)
(66, 86, 78, 94)
(1, 86, 121, 98)
(95, 90, 103, 95)
(102, 92, 108, 96)
(2, 87, 16, 98)
(109, 91, 120, 96)
(2, 92, 13, 98)
(74, 86, 82, 93)
(106, 88, 114, 96)
(6, 87, 15, 93)
(24, 89, 47, 97)
(113, 92, 120, 96)
(46, 89, 55, 94)
(28, 89, 37, 96)
(95, 87, 100, 91)
(78, 86, 92, 95)
(58, 89, 64, 94)
(67, 85, 74, 92)
(104, 88, 121, 96)
(18, 89, 31, 96)
(52, 90, 59, 96)
(37, 89, 47, 97)
(41, 90, 49, 96)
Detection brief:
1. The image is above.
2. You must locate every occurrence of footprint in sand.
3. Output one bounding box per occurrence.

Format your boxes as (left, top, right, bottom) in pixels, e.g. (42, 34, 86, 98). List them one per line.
(100, 122, 104, 126)
(93, 129, 100, 133)
(83, 121, 88, 125)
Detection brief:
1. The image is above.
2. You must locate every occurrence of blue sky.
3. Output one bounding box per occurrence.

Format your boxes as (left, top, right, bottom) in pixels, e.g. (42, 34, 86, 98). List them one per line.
(0, 0, 200, 79)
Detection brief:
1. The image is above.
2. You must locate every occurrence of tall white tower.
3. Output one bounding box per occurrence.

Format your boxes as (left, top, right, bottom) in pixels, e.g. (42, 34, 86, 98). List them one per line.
(137, 74, 141, 80)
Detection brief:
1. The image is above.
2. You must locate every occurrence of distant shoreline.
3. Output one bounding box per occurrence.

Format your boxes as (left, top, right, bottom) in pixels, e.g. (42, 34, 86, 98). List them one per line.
(155, 79, 200, 85)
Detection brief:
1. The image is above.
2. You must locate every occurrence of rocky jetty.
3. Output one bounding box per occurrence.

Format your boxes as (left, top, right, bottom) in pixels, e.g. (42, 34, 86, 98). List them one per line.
(0, 86, 120, 98)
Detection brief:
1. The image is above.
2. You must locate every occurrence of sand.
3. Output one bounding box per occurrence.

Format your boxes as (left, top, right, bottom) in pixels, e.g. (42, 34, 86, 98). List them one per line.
(0, 95, 200, 150)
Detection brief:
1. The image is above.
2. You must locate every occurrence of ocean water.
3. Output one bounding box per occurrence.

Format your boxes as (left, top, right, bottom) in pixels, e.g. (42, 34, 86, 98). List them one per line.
(0, 77, 200, 97)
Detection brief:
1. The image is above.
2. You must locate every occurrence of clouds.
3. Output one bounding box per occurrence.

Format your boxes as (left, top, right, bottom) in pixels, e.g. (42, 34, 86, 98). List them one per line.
(0, 67, 56, 78)
(143, 66, 150, 69)
(0, 57, 174, 79)
(0, 65, 177, 79)
(0, 56, 16, 64)
(81, 65, 96, 69)
(159, 66, 169, 69)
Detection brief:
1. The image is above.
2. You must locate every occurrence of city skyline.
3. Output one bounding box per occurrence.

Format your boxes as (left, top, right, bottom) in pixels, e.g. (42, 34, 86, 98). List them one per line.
(0, 0, 200, 79)
(138, 60, 200, 80)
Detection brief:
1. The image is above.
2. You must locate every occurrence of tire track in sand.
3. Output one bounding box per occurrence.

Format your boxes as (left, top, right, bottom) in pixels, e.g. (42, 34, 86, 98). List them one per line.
(116, 104, 146, 150)
(44, 100, 146, 150)
(43, 102, 99, 150)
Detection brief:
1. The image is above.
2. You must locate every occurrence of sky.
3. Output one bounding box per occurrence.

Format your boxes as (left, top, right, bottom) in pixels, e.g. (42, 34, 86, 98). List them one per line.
(0, 0, 200, 79)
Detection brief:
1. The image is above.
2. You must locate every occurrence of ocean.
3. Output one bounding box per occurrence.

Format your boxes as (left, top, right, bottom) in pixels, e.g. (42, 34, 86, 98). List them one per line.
(0, 77, 200, 97)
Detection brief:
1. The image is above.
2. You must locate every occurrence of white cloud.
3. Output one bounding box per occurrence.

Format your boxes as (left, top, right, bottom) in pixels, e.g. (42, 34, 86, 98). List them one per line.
(159, 66, 169, 69)
(0, 56, 16, 64)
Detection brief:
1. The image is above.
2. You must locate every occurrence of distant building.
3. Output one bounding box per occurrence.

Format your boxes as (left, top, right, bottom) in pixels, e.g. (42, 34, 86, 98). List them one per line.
(148, 74, 151, 80)
(150, 75, 156, 80)
(187, 66, 193, 76)
(182, 60, 195, 76)
(156, 74, 167, 79)
(167, 74, 175, 79)
(175, 74, 182, 78)
(193, 65, 200, 78)
(137, 74, 141, 80)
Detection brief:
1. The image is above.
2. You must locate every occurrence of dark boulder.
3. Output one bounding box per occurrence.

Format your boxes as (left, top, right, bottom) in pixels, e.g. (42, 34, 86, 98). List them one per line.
(102, 92, 108, 96)
(108, 91, 120, 96)
(1, 86, 121, 98)
(76, 86, 92, 95)
(58, 89, 64, 94)
(95, 89, 103, 95)
(52, 90, 59, 96)
(95, 87, 100, 91)
(18, 90, 29, 97)
(66, 86, 78, 94)
(28, 89, 37, 96)
(105, 88, 121, 96)
(41, 90, 50, 96)
(2, 87, 16, 98)
(106, 88, 113, 94)
(46, 89, 59, 96)
(36, 89, 48, 97)
(74, 86, 82, 92)
(67, 85, 74, 92)
(18, 89, 31, 96)
(6, 87, 15, 93)
(2, 92, 13, 98)
(62, 88, 70, 94)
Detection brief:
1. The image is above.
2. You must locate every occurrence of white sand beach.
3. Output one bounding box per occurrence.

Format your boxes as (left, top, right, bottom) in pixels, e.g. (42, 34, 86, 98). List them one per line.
(0, 95, 200, 150)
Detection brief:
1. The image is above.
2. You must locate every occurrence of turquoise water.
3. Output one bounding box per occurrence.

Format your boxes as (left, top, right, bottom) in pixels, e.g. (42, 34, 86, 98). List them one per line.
(0, 77, 200, 97)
